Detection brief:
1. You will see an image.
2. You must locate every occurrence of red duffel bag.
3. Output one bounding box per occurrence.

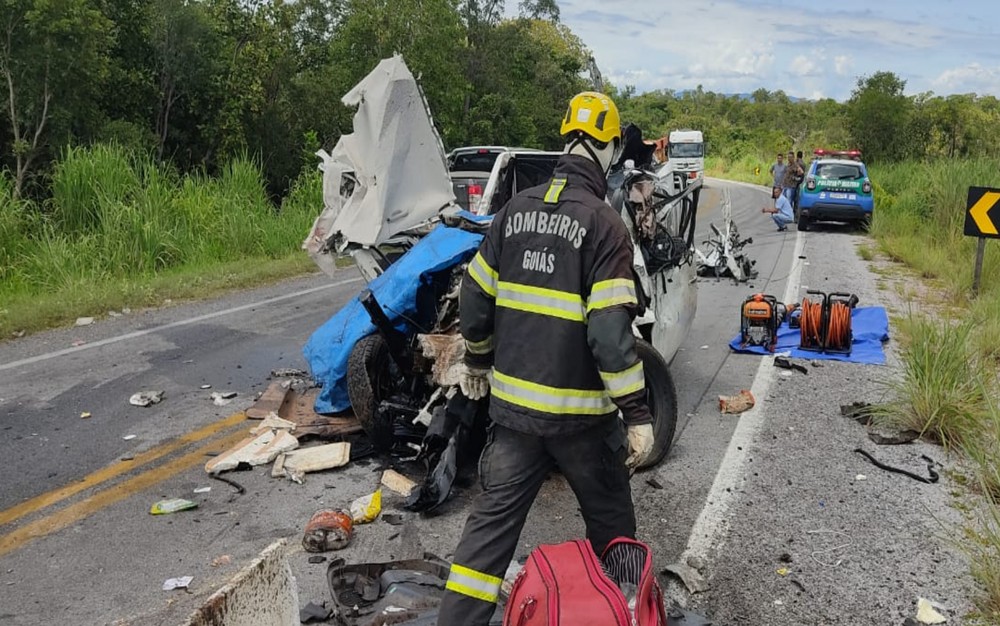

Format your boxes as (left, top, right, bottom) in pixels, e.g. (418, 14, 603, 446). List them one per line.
(502, 537, 668, 626)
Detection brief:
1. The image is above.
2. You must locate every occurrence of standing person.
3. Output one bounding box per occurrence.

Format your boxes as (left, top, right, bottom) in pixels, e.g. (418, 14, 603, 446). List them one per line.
(438, 92, 655, 626)
(768, 152, 786, 189)
(763, 185, 794, 231)
(782, 150, 803, 207)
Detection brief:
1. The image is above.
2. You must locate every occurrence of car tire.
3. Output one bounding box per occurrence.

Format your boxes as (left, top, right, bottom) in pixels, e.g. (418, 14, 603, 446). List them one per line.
(347, 333, 396, 451)
(797, 212, 810, 232)
(635, 338, 678, 470)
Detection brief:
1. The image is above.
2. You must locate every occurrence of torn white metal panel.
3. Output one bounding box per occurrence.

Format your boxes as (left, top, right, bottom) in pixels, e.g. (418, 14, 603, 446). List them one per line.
(204, 430, 299, 474)
(303, 55, 455, 274)
(648, 262, 698, 364)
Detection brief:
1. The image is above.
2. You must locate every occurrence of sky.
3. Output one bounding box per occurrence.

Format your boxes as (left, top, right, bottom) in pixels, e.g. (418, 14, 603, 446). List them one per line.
(538, 0, 1000, 101)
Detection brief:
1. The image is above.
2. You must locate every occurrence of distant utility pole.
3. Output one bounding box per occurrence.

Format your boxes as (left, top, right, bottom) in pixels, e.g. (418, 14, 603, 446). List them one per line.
(587, 55, 604, 94)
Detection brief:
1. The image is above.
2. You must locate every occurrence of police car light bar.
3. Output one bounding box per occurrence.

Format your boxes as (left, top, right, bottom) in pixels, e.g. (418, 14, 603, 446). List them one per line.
(813, 148, 862, 158)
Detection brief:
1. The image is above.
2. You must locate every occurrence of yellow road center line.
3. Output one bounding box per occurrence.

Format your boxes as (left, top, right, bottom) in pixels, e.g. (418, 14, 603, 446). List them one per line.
(0, 425, 251, 558)
(0, 412, 247, 528)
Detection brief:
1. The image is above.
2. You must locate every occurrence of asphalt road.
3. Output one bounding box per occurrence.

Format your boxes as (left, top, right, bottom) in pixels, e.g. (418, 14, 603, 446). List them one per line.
(0, 180, 973, 625)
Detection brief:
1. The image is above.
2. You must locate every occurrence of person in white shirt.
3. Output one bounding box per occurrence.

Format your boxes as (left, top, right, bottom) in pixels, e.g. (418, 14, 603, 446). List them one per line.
(762, 185, 794, 231)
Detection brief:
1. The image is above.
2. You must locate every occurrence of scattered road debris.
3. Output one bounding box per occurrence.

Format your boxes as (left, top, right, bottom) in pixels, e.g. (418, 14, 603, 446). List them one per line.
(272, 442, 351, 483)
(162, 576, 193, 591)
(129, 390, 164, 407)
(249, 413, 297, 435)
(200, 384, 212, 389)
(80, 412, 91, 419)
(246, 381, 291, 419)
(646, 478, 664, 490)
(75, 317, 94, 326)
(774, 357, 808, 375)
(868, 428, 920, 446)
(300, 601, 333, 623)
(350, 489, 382, 524)
(308, 555, 327, 564)
(71, 339, 86, 347)
(840, 402, 875, 424)
(382, 513, 405, 526)
(916, 598, 948, 624)
(209, 474, 246, 499)
(666, 604, 714, 625)
(855, 474, 867, 481)
(380, 469, 418, 496)
(662, 560, 709, 594)
(193, 487, 211, 494)
(210, 555, 232, 568)
(272, 368, 309, 379)
(211, 391, 238, 406)
(776, 567, 790, 577)
(718, 389, 755, 414)
(302, 509, 353, 552)
(854, 449, 939, 484)
(122, 435, 137, 440)
(150, 498, 199, 515)
(807, 530, 852, 567)
(204, 429, 299, 474)
(326, 553, 452, 623)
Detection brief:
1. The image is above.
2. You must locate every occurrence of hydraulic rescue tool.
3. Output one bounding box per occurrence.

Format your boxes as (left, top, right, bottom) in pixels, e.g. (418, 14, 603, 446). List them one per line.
(740, 293, 780, 352)
(799, 290, 859, 355)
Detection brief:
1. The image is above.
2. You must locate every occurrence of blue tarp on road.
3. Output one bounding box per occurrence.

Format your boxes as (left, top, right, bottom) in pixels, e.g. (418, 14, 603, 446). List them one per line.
(304, 224, 485, 414)
(729, 306, 890, 365)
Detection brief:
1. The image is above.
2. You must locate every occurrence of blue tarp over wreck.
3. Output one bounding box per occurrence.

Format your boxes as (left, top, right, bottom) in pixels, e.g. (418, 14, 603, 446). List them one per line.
(304, 225, 484, 414)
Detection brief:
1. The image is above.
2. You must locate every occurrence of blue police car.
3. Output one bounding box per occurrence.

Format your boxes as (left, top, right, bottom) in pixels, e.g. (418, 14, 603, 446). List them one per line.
(797, 149, 874, 231)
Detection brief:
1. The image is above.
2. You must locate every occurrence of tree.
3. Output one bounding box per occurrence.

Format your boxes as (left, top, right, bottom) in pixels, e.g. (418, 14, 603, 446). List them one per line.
(846, 71, 913, 162)
(0, 0, 112, 197)
(519, 0, 558, 21)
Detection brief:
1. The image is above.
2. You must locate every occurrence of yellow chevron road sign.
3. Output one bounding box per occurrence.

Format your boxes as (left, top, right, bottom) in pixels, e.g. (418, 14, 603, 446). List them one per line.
(966, 187, 1000, 238)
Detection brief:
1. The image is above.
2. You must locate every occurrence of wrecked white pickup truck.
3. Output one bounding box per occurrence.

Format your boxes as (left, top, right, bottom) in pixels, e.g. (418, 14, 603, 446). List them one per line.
(302, 56, 700, 510)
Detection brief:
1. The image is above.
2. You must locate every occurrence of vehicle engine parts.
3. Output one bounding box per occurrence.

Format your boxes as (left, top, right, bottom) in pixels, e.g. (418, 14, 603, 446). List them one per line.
(799, 290, 859, 355)
(695, 190, 757, 282)
(739, 294, 780, 352)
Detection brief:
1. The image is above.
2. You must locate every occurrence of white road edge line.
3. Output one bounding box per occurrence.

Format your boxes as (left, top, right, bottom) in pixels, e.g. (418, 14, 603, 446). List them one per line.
(679, 229, 806, 564)
(0, 277, 364, 372)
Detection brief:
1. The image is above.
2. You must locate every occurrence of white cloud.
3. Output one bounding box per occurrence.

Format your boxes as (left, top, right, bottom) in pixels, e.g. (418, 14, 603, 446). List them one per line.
(790, 55, 820, 77)
(932, 63, 1000, 94)
(834, 55, 852, 76)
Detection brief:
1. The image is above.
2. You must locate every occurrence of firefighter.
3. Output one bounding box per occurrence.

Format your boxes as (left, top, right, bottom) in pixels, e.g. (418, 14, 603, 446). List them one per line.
(437, 92, 655, 625)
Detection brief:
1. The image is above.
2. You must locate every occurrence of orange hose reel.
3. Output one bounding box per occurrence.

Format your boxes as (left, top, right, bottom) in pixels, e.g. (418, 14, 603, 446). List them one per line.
(799, 290, 858, 355)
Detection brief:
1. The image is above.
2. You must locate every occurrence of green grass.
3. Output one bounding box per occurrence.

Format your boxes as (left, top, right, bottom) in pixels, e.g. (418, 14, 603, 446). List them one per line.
(0, 143, 325, 338)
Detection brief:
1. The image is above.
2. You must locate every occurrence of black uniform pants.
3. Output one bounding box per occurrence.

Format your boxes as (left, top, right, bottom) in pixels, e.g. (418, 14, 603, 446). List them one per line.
(436, 417, 636, 626)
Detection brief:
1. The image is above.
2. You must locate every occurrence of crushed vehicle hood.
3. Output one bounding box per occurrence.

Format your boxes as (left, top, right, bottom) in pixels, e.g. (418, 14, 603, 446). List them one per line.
(304, 55, 456, 272)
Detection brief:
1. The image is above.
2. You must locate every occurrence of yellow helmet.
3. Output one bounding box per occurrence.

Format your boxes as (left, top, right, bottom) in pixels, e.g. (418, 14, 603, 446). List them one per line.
(560, 91, 621, 145)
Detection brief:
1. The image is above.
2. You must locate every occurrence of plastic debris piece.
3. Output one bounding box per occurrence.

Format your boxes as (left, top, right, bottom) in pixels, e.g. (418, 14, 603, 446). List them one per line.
(80, 412, 92, 419)
(75, 317, 94, 326)
(718, 390, 755, 414)
(151, 498, 199, 515)
(200, 384, 212, 389)
(662, 561, 709, 594)
(300, 601, 333, 623)
(205, 429, 299, 474)
(249, 413, 297, 435)
(210, 555, 232, 567)
(162, 576, 193, 591)
(302, 509, 353, 552)
(350, 489, 382, 524)
(193, 487, 212, 494)
(646, 478, 664, 490)
(129, 390, 164, 407)
(776, 567, 791, 577)
(381, 469, 418, 496)
(307, 555, 326, 564)
(916, 598, 947, 624)
(855, 474, 867, 481)
(211, 391, 238, 406)
(122, 435, 137, 440)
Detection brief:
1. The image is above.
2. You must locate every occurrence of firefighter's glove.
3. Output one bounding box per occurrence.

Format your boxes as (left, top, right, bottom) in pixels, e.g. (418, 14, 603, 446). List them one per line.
(625, 423, 655, 470)
(458, 364, 491, 401)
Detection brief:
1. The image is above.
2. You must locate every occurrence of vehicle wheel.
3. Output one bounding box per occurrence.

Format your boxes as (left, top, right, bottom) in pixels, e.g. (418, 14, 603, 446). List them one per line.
(635, 338, 678, 470)
(797, 212, 810, 232)
(347, 333, 396, 450)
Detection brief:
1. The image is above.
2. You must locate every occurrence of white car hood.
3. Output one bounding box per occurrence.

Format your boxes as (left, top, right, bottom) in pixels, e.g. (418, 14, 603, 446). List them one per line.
(304, 56, 455, 271)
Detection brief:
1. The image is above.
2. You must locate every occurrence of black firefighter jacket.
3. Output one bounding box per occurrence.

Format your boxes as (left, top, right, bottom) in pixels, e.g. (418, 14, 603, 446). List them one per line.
(459, 154, 653, 437)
